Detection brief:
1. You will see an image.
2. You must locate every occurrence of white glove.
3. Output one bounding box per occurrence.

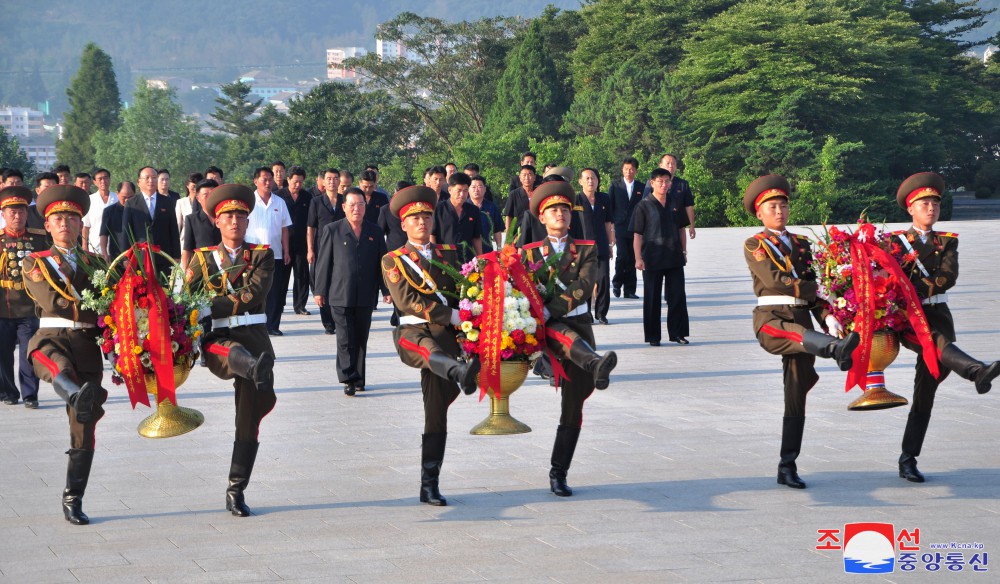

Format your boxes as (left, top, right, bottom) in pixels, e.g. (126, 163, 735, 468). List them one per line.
(825, 315, 845, 338)
(543, 307, 551, 320)
(451, 309, 461, 326)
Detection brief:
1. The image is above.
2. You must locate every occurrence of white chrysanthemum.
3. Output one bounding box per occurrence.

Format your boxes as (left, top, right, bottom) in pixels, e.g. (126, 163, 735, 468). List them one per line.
(466, 329, 479, 342)
(471, 302, 483, 316)
(461, 321, 474, 333)
(523, 320, 537, 334)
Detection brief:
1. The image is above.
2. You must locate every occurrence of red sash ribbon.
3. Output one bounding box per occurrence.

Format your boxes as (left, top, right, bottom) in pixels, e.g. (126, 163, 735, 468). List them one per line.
(844, 226, 939, 391)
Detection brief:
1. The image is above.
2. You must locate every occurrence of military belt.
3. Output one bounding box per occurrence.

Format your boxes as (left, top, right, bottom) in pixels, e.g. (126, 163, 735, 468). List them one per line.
(757, 296, 808, 306)
(38, 317, 95, 329)
(398, 315, 430, 325)
(212, 314, 267, 329)
(922, 293, 949, 305)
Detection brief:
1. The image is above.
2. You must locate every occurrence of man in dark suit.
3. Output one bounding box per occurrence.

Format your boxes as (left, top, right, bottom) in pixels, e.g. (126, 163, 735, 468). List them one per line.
(122, 166, 181, 277)
(608, 157, 644, 299)
(279, 166, 313, 316)
(314, 188, 389, 396)
(307, 168, 344, 335)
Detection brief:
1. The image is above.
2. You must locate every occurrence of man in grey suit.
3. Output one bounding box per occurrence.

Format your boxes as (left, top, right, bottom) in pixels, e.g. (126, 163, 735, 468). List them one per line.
(313, 189, 390, 396)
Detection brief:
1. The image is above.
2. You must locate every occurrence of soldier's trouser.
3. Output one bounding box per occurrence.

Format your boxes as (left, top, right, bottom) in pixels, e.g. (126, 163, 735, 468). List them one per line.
(204, 332, 277, 442)
(393, 324, 462, 434)
(32, 347, 107, 449)
(755, 318, 819, 418)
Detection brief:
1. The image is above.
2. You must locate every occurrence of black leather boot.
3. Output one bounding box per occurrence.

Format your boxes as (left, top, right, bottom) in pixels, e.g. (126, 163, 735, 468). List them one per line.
(568, 339, 617, 390)
(225, 440, 260, 517)
(426, 352, 480, 395)
(800, 331, 859, 371)
(777, 416, 806, 489)
(939, 344, 1000, 395)
(227, 346, 274, 391)
(419, 433, 447, 506)
(549, 425, 581, 497)
(62, 448, 95, 525)
(899, 412, 930, 482)
(51, 373, 97, 424)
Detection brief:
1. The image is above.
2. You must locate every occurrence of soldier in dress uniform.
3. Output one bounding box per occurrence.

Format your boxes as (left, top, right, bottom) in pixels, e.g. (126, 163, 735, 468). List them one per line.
(890, 172, 1000, 483)
(380, 185, 480, 507)
(742, 175, 860, 490)
(185, 184, 277, 517)
(520, 181, 618, 497)
(21, 185, 107, 525)
(0, 187, 47, 408)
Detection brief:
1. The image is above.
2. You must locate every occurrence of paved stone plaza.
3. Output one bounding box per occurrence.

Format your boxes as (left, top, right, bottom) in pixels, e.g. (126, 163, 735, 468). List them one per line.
(1, 220, 998, 583)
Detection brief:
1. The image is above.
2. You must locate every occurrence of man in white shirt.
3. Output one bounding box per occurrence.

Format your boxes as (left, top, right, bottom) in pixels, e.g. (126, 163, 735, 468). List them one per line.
(81, 168, 117, 253)
(247, 167, 293, 336)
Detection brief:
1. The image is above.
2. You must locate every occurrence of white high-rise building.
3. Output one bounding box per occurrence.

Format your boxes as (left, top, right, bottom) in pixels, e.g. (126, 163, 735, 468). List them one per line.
(376, 37, 407, 61)
(327, 47, 367, 80)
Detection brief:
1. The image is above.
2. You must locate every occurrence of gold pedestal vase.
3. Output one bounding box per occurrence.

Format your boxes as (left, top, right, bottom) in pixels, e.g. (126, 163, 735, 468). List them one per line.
(470, 361, 532, 435)
(847, 331, 910, 411)
(137, 359, 205, 438)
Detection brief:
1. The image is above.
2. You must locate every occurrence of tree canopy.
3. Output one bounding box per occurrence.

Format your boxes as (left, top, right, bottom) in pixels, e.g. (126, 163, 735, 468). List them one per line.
(57, 43, 121, 173)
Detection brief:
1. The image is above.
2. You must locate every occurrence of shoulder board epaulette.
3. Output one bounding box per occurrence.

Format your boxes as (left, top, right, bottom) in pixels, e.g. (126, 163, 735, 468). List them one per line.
(888, 230, 906, 236)
(436, 244, 456, 251)
(391, 247, 407, 257)
(572, 205, 584, 212)
(249, 244, 270, 250)
(937, 232, 958, 238)
(195, 246, 217, 253)
(26, 228, 46, 236)
(745, 236, 764, 251)
(791, 233, 810, 241)
(29, 250, 52, 258)
(753, 233, 766, 241)
(573, 239, 595, 245)
(523, 241, 545, 251)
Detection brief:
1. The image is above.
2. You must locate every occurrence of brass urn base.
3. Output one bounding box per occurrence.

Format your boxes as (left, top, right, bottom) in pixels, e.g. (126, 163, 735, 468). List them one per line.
(848, 331, 909, 411)
(471, 361, 532, 435)
(138, 398, 205, 438)
(847, 382, 910, 411)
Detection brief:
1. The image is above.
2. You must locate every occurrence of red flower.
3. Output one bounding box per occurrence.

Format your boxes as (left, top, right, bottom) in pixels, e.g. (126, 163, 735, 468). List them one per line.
(459, 309, 472, 322)
(511, 330, 526, 344)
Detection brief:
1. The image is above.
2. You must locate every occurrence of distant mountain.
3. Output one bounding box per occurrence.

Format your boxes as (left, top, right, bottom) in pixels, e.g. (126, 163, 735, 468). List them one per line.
(0, 0, 579, 100)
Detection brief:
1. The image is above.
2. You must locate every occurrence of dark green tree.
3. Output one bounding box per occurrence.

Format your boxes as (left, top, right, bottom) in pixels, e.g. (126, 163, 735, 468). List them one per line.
(57, 44, 121, 172)
(93, 80, 217, 182)
(0, 128, 36, 178)
(484, 19, 568, 139)
(208, 80, 264, 136)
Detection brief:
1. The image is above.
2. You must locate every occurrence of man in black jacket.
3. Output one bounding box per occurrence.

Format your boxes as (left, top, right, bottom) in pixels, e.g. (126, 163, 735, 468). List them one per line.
(122, 166, 181, 277)
(608, 157, 644, 299)
(313, 188, 390, 395)
(280, 166, 314, 316)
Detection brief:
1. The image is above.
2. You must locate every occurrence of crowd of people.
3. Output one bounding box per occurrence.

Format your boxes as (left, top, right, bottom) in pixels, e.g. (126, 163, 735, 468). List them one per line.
(3, 155, 996, 526)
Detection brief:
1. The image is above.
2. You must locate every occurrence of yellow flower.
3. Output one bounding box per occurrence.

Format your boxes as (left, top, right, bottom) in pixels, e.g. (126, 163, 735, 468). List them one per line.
(190, 309, 199, 326)
(103, 315, 112, 325)
(461, 321, 474, 333)
(102, 287, 111, 296)
(132, 346, 143, 355)
(525, 334, 536, 345)
(836, 297, 847, 308)
(468, 273, 480, 283)
(466, 330, 479, 342)
(467, 286, 480, 298)
(193, 330, 202, 339)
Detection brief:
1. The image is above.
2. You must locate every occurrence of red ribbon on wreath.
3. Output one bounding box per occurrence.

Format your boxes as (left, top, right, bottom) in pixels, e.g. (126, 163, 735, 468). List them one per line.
(844, 224, 939, 392)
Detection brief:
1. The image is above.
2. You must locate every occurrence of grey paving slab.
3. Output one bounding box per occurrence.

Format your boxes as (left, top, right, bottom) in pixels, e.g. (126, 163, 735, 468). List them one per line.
(0, 220, 998, 583)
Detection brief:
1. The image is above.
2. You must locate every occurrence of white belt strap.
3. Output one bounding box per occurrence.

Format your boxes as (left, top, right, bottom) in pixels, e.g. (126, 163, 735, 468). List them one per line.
(566, 304, 589, 317)
(39, 317, 94, 329)
(212, 314, 267, 329)
(399, 254, 447, 304)
(757, 296, 808, 306)
(922, 293, 949, 305)
(761, 238, 798, 279)
(897, 234, 930, 278)
(398, 315, 430, 325)
(44, 257, 81, 300)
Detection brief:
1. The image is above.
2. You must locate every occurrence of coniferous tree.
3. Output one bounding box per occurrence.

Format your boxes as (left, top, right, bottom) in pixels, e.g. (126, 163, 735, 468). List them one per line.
(57, 43, 121, 173)
(208, 80, 263, 136)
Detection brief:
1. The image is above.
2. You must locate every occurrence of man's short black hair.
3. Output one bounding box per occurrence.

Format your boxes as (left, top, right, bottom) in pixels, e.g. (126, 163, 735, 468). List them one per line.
(448, 172, 471, 187)
(359, 169, 378, 183)
(469, 175, 486, 185)
(649, 168, 673, 181)
(3, 168, 25, 181)
(253, 167, 273, 180)
(117, 180, 136, 193)
(156, 168, 170, 176)
(204, 166, 224, 179)
(395, 180, 413, 193)
(521, 151, 536, 161)
(365, 164, 379, 171)
(137, 166, 157, 177)
(340, 170, 354, 181)
(424, 165, 446, 177)
(93, 168, 110, 179)
(622, 157, 639, 169)
(519, 164, 536, 174)
(323, 168, 341, 177)
(271, 160, 286, 169)
(188, 172, 204, 184)
(580, 167, 601, 184)
(53, 164, 71, 174)
(36, 172, 59, 186)
(344, 186, 365, 198)
(463, 163, 480, 173)
(74, 172, 92, 180)
(288, 165, 306, 178)
(196, 178, 219, 191)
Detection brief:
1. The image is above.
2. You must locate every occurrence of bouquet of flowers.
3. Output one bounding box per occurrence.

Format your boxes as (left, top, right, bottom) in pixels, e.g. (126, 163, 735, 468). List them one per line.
(811, 220, 939, 390)
(80, 243, 212, 408)
(813, 222, 909, 333)
(455, 257, 542, 362)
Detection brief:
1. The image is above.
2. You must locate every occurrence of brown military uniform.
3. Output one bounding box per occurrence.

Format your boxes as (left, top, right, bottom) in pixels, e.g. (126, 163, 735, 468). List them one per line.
(23, 247, 108, 448)
(744, 230, 828, 416)
(382, 242, 462, 433)
(186, 244, 277, 440)
(0, 226, 47, 402)
(522, 238, 599, 426)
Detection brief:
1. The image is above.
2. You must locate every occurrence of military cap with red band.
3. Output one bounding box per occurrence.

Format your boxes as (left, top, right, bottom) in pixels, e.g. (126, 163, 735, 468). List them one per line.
(0, 186, 33, 210)
(744, 174, 791, 215)
(529, 180, 576, 216)
(205, 183, 255, 219)
(37, 185, 90, 217)
(896, 172, 945, 209)
(390, 185, 438, 220)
